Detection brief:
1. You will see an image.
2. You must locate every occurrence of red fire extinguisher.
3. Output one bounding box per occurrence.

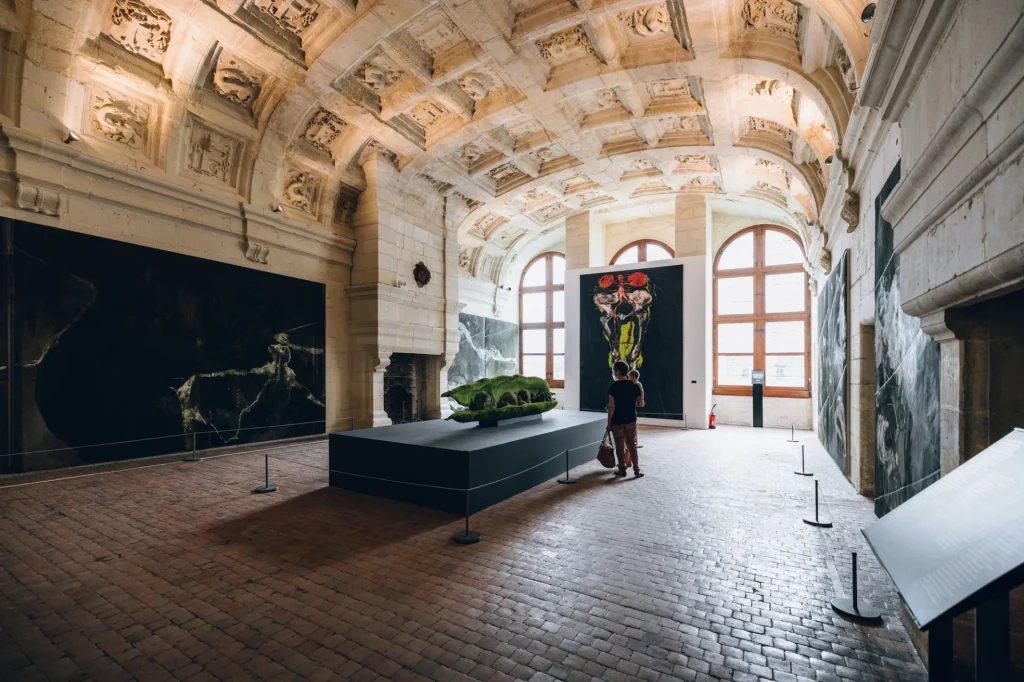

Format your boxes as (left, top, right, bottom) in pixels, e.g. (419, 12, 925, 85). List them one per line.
(708, 404, 717, 429)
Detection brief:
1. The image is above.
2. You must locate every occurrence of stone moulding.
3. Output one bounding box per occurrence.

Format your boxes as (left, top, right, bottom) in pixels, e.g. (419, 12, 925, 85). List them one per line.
(3, 129, 354, 268)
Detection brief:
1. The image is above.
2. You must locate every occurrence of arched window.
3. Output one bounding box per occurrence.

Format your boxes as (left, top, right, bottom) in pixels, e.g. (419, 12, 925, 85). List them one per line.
(713, 226, 810, 398)
(611, 239, 674, 265)
(520, 252, 565, 388)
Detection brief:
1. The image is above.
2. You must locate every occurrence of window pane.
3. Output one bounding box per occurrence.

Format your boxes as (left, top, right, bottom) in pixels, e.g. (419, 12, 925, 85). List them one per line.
(765, 273, 805, 313)
(614, 246, 639, 264)
(523, 259, 546, 287)
(552, 291, 564, 323)
(551, 255, 565, 285)
(552, 354, 565, 380)
(766, 355, 805, 387)
(522, 292, 546, 323)
(718, 355, 754, 386)
(522, 354, 546, 378)
(718, 232, 753, 270)
(646, 243, 672, 262)
(765, 321, 804, 353)
(717, 276, 754, 315)
(718, 323, 754, 353)
(765, 230, 803, 266)
(552, 328, 564, 354)
(522, 329, 546, 353)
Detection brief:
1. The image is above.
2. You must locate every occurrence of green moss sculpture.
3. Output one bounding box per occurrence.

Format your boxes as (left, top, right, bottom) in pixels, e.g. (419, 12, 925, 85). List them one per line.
(442, 375, 558, 423)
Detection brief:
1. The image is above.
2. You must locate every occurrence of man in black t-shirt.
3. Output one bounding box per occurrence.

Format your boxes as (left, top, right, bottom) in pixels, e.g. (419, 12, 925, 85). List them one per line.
(607, 360, 643, 478)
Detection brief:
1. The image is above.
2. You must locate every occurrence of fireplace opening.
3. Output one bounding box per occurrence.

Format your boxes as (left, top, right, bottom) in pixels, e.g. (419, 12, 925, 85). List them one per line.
(384, 353, 427, 424)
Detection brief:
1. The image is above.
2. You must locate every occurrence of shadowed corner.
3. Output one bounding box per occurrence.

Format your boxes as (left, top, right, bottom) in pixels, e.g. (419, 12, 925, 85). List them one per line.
(201, 487, 455, 568)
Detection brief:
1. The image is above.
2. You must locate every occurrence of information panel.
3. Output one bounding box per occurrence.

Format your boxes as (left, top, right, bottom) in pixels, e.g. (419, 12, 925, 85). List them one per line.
(863, 428, 1024, 629)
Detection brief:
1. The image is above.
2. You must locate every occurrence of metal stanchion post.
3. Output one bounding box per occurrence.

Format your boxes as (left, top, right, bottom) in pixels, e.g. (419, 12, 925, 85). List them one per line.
(795, 444, 812, 476)
(802, 480, 832, 527)
(252, 453, 278, 493)
(184, 429, 203, 462)
(787, 423, 799, 443)
(451, 492, 481, 544)
(831, 552, 882, 622)
(558, 449, 576, 484)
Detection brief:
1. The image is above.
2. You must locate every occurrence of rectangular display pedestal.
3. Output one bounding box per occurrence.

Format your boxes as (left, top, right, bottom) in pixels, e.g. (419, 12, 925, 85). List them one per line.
(329, 410, 607, 515)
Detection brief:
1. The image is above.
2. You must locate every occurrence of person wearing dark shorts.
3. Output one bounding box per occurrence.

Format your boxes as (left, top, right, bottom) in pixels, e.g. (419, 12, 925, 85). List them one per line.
(607, 360, 643, 478)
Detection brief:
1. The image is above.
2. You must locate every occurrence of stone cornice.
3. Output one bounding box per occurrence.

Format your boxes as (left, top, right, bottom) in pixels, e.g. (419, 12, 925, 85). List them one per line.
(4, 127, 355, 267)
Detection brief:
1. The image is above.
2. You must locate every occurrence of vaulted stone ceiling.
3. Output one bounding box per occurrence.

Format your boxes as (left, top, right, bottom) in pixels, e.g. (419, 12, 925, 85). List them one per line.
(0, 0, 869, 282)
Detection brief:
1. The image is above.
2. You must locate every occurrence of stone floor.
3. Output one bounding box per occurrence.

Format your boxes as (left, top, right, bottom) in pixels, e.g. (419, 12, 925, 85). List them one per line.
(0, 425, 926, 682)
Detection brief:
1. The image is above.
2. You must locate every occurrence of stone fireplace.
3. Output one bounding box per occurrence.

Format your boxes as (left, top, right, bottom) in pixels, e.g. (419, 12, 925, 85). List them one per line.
(383, 353, 427, 424)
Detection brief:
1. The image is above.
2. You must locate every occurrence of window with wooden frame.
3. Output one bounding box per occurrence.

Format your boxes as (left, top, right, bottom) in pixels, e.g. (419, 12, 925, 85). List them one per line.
(611, 239, 674, 265)
(713, 226, 810, 398)
(519, 252, 565, 388)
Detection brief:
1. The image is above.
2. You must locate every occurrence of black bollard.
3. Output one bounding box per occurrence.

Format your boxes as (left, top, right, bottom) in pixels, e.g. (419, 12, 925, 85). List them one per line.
(787, 423, 799, 443)
(795, 444, 812, 476)
(451, 493, 481, 544)
(252, 454, 278, 493)
(557, 449, 576, 484)
(831, 552, 882, 622)
(802, 479, 833, 528)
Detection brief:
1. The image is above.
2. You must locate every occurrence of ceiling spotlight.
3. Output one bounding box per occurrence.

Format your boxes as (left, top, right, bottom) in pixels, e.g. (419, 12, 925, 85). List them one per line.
(63, 131, 80, 144)
(272, 204, 283, 213)
(860, 3, 876, 23)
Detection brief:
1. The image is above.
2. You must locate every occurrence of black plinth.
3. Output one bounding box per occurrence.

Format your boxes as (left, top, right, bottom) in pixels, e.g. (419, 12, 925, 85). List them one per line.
(329, 410, 607, 515)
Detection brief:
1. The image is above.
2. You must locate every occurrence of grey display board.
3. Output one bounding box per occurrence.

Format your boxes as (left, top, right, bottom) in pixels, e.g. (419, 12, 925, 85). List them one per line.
(862, 428, 1024, 629)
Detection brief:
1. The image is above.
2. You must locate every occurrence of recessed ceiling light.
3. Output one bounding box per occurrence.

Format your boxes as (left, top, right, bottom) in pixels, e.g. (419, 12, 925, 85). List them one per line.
(861, 3, 876, 22)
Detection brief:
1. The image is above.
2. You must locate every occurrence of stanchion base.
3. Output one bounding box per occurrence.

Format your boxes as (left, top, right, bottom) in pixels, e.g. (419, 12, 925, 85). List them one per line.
(802, 517, 833, 528)
(787, 439, 799, 443)
(794, 471, 813, 476)
(451, 530, 481, 545)
(831, 597, 882, 623)
(252, 484, 278, 494)
(184, 455, 204, 462)
(557, 478, 577, 484)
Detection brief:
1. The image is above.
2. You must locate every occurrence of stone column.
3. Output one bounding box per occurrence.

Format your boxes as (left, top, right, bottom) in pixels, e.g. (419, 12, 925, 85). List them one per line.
(565, 210, 601, 268)
(921, 311, 969, 476)
(674, 194, 708, 257)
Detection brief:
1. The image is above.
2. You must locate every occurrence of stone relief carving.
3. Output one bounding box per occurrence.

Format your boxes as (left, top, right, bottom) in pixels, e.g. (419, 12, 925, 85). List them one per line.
(741, 0, 798, 37)
(407, 11, 463, 56)
(459, 72, 492, 101)
(253, 0, 320, 36)
(530, 147, 559, 163)
(594, 89, 618, 109)
(363, 139, 398, 166)
(835, 46, 857, 92)
(334, 182, 361, 225)
(842, 189, 860, 232)
(188, 124, 238, 182)
(91, 89, 150, 149)
(666, 116, 700, 132)
(620, 5, 671, 37)
(16, 183, 62, 217)
(419, 175, 452, 195)
(458, 249, 471, 271)
(409, 101, 449, 128)
(358, 61, 401, 92)
(537, 26, 596, 65)
(244, 240, 270, 264)
(108, 0, 173, 63)
(282, 169, 321, 212)
(487, 163, 521, 184)
(461, 144, 485, 164)
(749, 116, 790, 139)
(750, 79, 793, 101)
(677, 154, 710, 166)
(755, 158, 788, 180)
(648, 78, 691, 99)
(632, 158, 655, 170)
(684, 175, 717, 188)
(303, 109, 345, 154)
(820, 248, 832, 274)
(213, 54, 264, 107)
(534, 203, 568, 222)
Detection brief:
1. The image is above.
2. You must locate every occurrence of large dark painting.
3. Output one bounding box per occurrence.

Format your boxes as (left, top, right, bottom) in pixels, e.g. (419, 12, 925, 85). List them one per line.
(2, 221, 325, 472)
(447, 312, 518, 390)
(874, 162, 941, 516)
(817, 250, 848, 474)
(579, 263, 683, 419)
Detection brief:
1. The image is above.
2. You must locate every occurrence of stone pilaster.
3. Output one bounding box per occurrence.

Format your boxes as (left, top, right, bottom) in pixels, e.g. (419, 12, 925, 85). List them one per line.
(674, 194, 709, 257)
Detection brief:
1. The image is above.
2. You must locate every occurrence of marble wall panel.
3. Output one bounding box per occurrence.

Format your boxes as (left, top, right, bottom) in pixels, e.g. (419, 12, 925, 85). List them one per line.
(447, 312, 519, 391)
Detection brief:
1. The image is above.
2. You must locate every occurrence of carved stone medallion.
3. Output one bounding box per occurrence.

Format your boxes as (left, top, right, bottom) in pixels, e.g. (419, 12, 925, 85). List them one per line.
(188, 124, 238, 183)
(458, 72, 491, 101)
(91, 89, 150, 149)
(253, 0, 320, 36)
(741, 0, 798, 37)
(107, 0, 173, 63)
(620, 5, 671, 37)
(213, 54, 264, 107)
(537, 26, 596, 66)
(458, 249, 471, 271)
(358, 61, 402, 92)
(303, 109, 345, 154)
(282, 169, 321, 212)
(842, 189, 860, 232)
